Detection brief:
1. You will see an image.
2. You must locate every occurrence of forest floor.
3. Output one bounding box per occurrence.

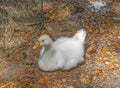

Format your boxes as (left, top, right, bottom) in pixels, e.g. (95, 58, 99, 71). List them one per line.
(0, 0, 120, 88)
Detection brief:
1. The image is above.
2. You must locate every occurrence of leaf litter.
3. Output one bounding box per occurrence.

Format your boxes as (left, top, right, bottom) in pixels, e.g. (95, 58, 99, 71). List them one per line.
(0, 0, 120, 88)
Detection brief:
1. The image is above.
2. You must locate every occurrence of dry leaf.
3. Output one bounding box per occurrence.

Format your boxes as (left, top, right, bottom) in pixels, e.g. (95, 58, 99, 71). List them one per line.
(105, 62, 114, 68)
(27, 67, 34, 72)
(0, 65, 2, 71)
(50, 14, 56, 20)
(80, 78, 86, 84)
(33, 41, 40, 49)
(38, 78, 45, 84)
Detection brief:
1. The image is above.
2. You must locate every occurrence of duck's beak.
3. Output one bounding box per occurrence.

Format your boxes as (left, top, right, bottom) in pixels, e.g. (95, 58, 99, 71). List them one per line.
(33, 41, 40, 49)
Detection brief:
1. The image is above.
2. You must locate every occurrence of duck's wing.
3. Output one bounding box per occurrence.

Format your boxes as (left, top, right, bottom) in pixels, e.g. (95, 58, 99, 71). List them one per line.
(55, 37, 69, 43)
(54, 37, 69, 45)
(40, 47, 45, 57)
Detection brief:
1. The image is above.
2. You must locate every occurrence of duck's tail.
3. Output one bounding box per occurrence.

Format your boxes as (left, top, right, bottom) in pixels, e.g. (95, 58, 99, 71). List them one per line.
(73, 29, 86, 43)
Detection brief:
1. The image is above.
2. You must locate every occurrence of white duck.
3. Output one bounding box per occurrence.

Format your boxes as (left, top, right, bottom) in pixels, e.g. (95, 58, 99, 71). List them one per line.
(38, 29, 86, 71)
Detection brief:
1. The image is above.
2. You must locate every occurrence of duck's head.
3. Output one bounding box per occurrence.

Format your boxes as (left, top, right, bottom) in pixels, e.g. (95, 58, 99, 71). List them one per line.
(33, 34, 53, 49)
(38, 34, 53, 47)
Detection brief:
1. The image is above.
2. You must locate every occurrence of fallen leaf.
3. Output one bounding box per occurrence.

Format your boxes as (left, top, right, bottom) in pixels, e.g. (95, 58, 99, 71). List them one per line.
(109, 63, 114, 68)
(33, 41, 40, 49)
(105, 61, 110, 65)
(105, 61, 114, 68)
(0, 65, 2, 71)
(50, 14, 56, 20)
(38, 78, 45, 84)
(27, 67, 35, 72)
(80, 78, 86, 84)
(106, 51, 112, 55)
(21, 71, 26, 75)
(80, 77, 91, 84)
(110, 59, 115, 64)
(62, 79, 66, 82)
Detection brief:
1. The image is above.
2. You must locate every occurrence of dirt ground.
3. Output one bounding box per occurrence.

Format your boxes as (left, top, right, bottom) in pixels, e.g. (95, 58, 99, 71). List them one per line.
(0, 0, 120, 88)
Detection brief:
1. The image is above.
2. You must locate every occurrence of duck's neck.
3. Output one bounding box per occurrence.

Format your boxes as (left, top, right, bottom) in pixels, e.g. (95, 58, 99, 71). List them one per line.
(45, 44, 56, 57)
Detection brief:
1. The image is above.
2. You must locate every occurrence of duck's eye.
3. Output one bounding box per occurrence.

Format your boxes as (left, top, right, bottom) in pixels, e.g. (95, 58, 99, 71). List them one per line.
(41, 40, 45, 42)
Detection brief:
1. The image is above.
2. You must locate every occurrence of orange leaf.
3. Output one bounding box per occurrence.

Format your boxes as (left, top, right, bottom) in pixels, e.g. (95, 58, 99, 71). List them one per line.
(21, 71, 26, 75)
(0, 65, 2, 71)
(38, 78, 46, 84)
(109, 63, 114, 68)
(24, 32, 31, 38)
(27, 67, 34, 72)
(33, 41, 40, 49)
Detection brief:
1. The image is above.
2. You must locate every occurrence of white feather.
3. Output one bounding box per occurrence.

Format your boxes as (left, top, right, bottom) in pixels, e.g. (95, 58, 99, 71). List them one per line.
(38, 29, 86, 71)
(40, 47, 45, 56)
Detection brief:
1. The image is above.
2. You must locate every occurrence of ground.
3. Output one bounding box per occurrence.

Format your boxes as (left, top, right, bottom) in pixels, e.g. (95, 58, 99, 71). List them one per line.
(0, 0, 120, 88)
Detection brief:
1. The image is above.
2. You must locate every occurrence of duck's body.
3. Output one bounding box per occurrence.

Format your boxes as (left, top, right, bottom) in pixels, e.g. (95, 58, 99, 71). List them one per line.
(54, 38, 84, 70)
(38, 29, 86, 71)
(39, 46, 67, 71)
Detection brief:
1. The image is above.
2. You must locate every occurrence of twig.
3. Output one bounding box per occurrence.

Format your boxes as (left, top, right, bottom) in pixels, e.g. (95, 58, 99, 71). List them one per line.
(23, 22, 41, 26)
